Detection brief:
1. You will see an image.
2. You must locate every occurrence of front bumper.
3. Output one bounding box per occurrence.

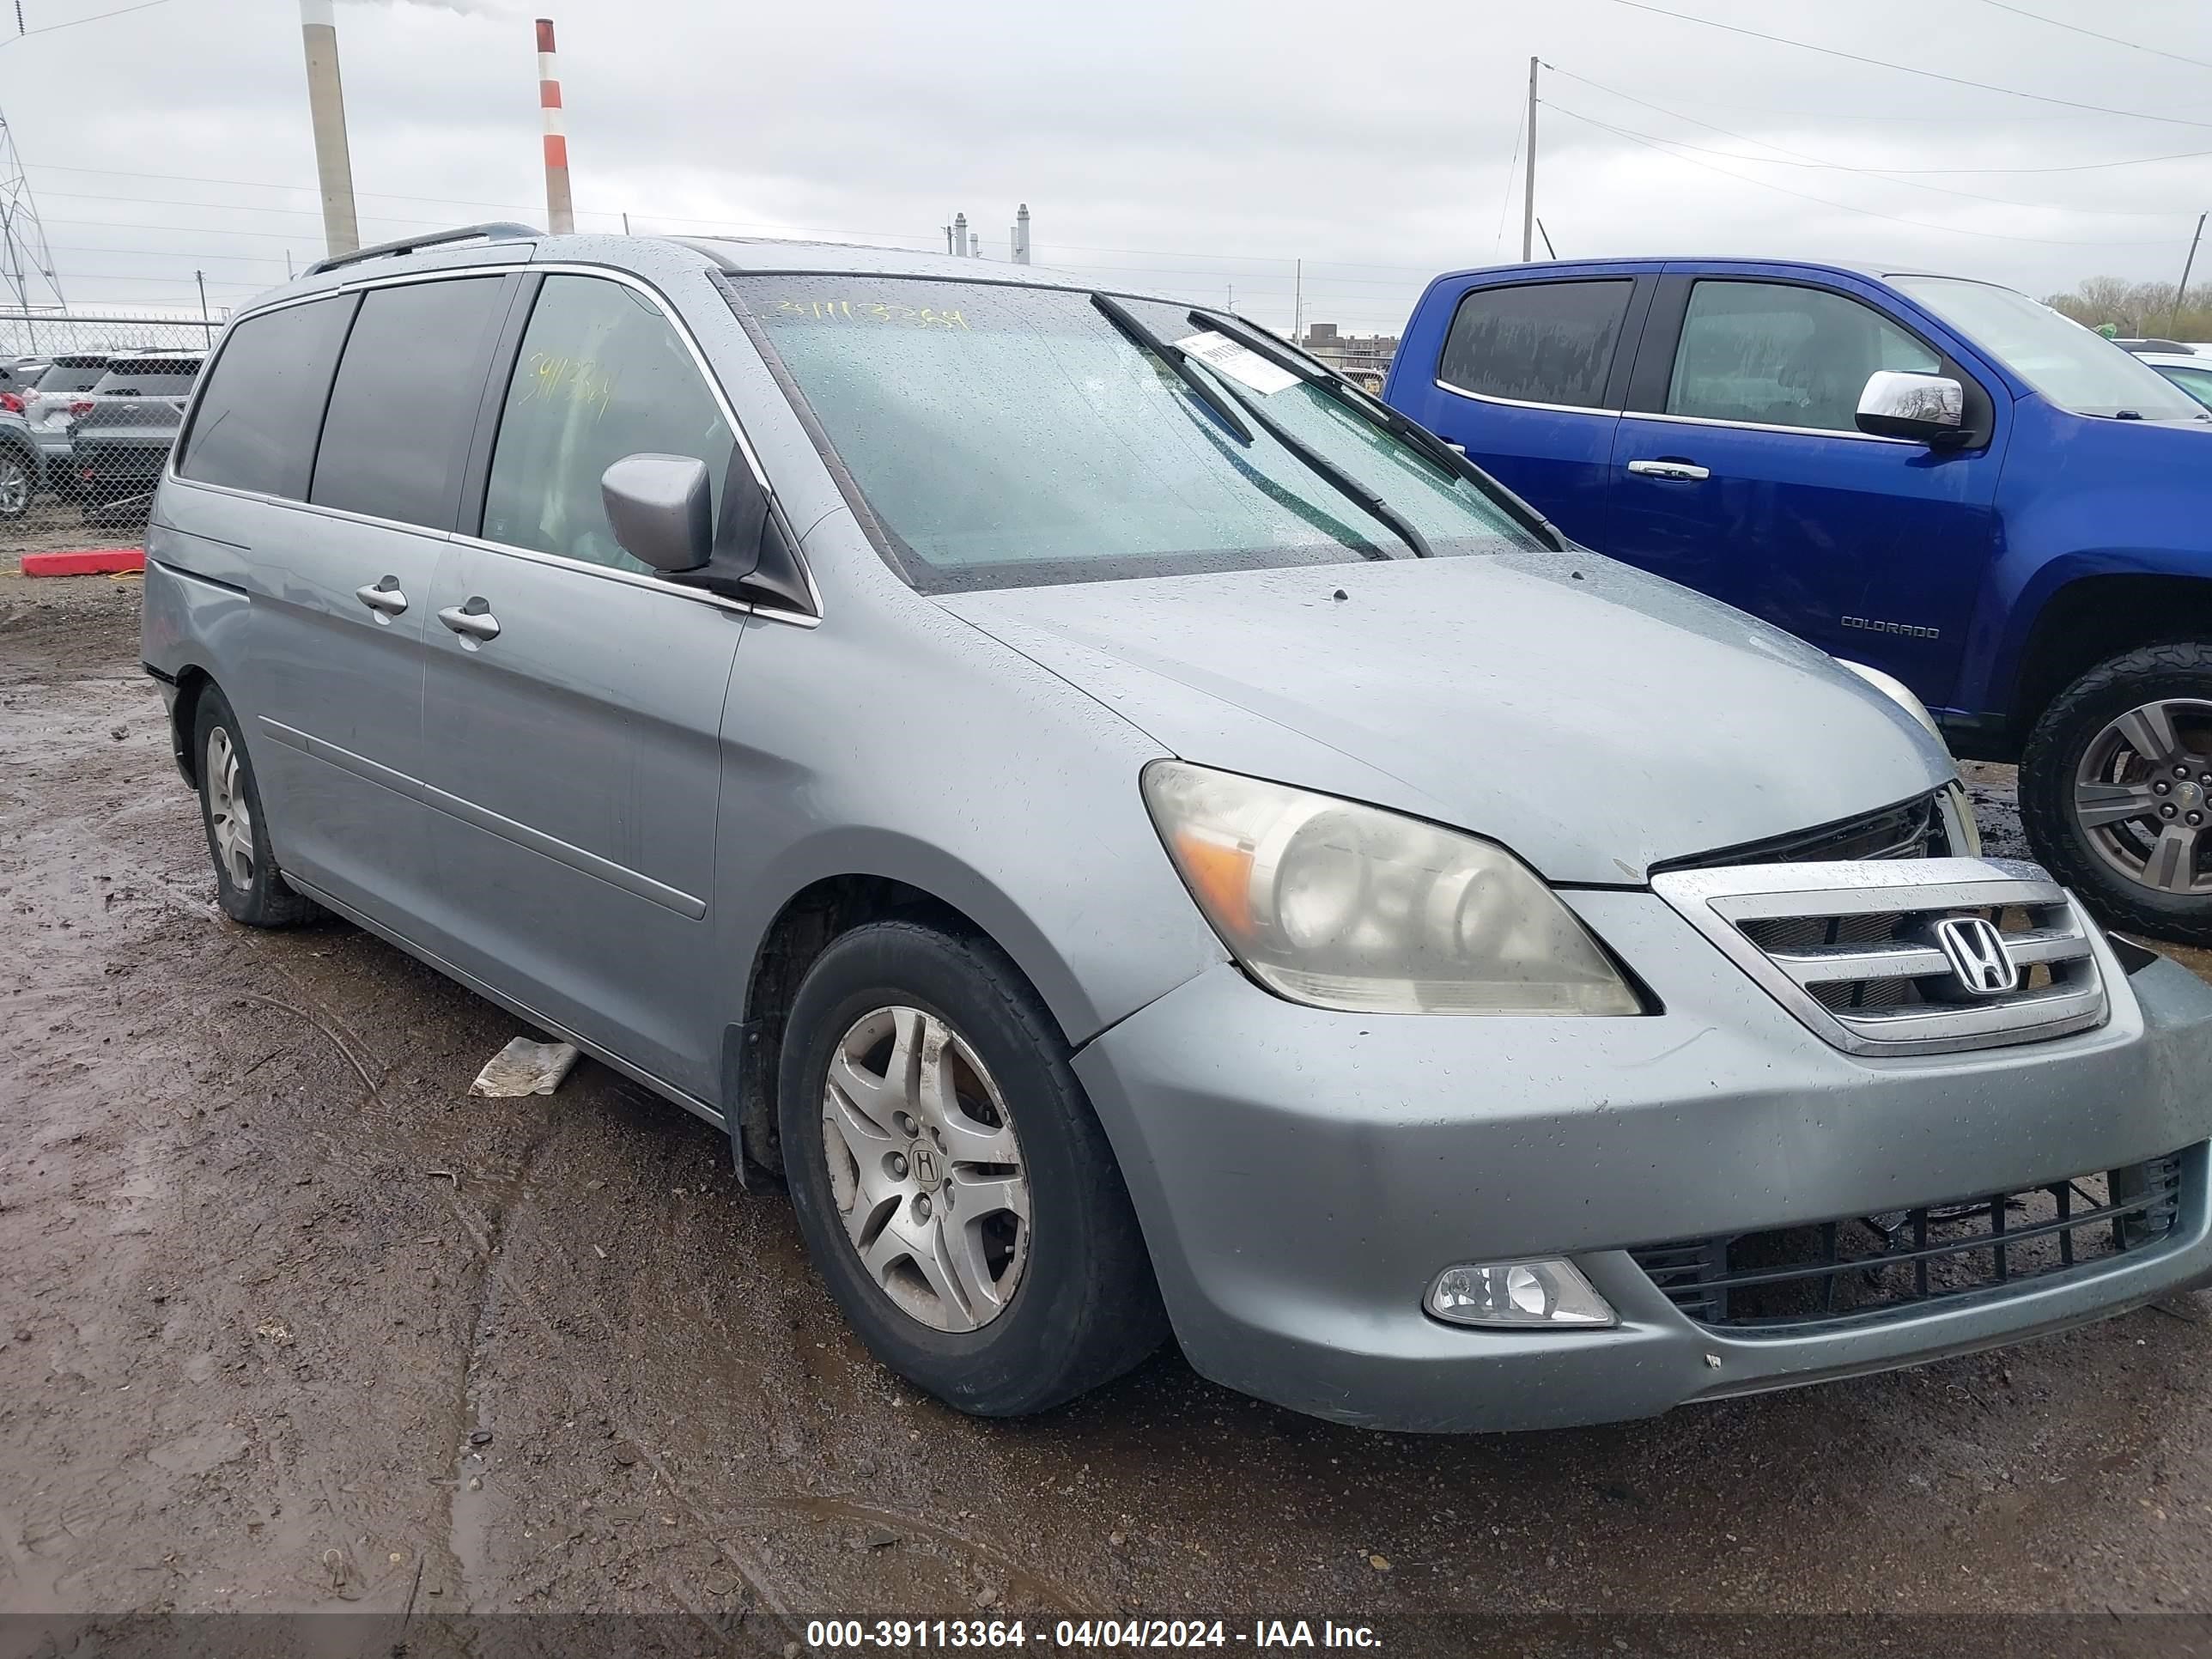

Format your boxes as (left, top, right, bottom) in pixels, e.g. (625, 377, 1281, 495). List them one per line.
(1073, 889, 2212, 1432)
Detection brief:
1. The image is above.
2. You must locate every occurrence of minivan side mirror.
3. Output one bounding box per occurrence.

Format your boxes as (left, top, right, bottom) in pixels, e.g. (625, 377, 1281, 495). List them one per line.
(602, 453, 713, 573)
(1856, 370, 1966, 446)
(604, 447, 817, 617)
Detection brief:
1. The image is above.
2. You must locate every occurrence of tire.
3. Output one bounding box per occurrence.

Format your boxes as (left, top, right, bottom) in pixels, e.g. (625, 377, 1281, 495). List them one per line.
(2021, 642, 2212, 945)
(778, 920, 1166, 1416)
(191, 685, 320, 928)
(0, 443, 33, 520)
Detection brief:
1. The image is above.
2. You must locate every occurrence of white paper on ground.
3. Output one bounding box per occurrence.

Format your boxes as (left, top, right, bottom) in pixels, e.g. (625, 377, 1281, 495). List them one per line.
(1172, 330, 1302, 396)
(469, 1036, 581, 1097)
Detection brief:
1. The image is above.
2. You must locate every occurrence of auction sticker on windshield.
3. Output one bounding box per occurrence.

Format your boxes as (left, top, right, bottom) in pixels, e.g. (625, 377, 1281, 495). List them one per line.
(1174, 331, 1301, 395)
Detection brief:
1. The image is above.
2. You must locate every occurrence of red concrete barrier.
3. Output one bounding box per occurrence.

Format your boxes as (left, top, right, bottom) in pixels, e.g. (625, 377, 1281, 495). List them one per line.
(20, 548, 145, 577)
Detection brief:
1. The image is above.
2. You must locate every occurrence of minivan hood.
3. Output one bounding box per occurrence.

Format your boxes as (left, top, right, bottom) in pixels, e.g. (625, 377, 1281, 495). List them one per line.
(941, 548, 1954, 884)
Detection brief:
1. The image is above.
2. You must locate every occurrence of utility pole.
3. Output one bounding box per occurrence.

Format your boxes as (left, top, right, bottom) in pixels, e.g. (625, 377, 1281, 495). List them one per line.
(1522, 57, 1538, 263)
(1292, 258, 1303, 344)
(299, 0, 360, 258)
(195, 270, 211, 347)
(2175, 212, 2206, 334)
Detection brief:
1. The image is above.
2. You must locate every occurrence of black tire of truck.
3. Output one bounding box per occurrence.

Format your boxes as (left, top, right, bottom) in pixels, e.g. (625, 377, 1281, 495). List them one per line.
(2021, 642, 2212, 945)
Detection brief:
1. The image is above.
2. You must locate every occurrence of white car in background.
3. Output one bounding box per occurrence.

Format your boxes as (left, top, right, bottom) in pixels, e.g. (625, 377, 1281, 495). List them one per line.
(2137, 352, 2212, 412)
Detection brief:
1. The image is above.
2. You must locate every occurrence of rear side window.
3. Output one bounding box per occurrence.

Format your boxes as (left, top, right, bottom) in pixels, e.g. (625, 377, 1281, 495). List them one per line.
(94, 360, 201, 395)
(178, 298, 355, 500)
(37, 357, 108, 392)
(479, 275, 733, 574)
(1437, 279, 1633, 409)
(311, 276, 511, 529)
(1666, 280, 1940, 433)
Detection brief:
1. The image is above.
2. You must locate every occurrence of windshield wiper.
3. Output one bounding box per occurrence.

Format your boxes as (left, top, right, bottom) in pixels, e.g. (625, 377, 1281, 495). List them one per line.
(1192, 310, 1567, 551)
(1091, 293, 1252, 445)
(1193, 311, 1467, 473)
(1164, 331, 1435, 559)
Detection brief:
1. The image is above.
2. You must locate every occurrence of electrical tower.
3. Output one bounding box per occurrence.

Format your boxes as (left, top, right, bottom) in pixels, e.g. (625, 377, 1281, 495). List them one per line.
(0, 104, 64, 344)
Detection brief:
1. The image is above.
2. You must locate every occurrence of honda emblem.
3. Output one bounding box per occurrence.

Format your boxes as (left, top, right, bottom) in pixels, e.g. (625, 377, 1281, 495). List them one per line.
(1933, 915, 2019, 997)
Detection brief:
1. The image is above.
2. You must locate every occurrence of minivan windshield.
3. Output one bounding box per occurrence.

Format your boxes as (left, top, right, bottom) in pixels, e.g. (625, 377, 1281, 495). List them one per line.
(1893, 276, 2209, 422)
(735, 276, 1541, 592)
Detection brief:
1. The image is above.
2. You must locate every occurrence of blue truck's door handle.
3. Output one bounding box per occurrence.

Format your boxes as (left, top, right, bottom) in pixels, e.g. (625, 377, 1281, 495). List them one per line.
(1627, 459, 1711, 482)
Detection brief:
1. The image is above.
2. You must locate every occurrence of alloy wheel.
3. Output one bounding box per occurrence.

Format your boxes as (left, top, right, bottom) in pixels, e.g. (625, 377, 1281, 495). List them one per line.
(2071, 696, 2212, 896)
(819, 1005, 1030, 1333)
(0, 453, 30, 517)
(204, 725, 256, 890)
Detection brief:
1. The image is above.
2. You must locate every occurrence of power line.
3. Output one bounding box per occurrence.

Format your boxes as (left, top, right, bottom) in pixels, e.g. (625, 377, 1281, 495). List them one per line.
(1967, 0, 2212, 74)
(1545, 65, 2212, 175)
(1546, 104, 2186, 247)
(1542, 70, 2194, 216)
(1589, 0, 2212, 129)
(0, 0, 171, 46)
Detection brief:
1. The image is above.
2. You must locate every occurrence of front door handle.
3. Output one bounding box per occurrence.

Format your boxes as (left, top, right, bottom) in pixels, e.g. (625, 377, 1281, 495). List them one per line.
(354, 575, 408, 618)
(437, 597, 501, 644)
(1626, 459, 1711, 482)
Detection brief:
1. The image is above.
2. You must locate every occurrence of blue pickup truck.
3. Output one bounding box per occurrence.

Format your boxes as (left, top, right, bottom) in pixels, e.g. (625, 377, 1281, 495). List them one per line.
(1385, 258, 2212, 942)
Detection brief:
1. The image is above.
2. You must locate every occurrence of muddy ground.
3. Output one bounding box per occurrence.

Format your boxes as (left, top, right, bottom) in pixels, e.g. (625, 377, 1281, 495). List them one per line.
(8, 570, 2212, 1649)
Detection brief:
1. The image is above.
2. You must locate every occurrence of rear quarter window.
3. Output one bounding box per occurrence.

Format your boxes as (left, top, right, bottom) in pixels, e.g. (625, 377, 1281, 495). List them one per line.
(178, 296, 357, 500)
(1437, 279, 1634, 410)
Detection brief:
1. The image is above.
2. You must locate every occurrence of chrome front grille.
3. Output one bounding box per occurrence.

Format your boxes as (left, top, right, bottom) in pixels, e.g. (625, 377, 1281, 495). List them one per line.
(1652, 857, 2113, 1056)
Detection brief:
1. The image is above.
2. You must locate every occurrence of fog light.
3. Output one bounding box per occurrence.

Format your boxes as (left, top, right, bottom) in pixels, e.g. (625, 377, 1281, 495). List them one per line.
(1426, 1258, 1614, 1328)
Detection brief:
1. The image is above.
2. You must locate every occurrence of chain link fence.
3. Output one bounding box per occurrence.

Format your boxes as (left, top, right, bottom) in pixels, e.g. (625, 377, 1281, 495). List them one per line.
(0, 310, 225, 544)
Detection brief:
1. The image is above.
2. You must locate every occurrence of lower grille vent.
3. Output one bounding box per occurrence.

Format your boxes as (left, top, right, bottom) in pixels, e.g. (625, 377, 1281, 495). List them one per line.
(1632, 1153, 2185, 1330)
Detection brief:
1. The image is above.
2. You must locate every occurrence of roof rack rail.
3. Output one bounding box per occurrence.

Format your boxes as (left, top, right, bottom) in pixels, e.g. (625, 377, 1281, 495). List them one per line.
(305, 222, 541, 278)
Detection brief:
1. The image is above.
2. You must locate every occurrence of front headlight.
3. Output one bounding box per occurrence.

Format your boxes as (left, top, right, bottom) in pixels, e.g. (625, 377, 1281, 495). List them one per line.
(1141, 761, 1642, 1017)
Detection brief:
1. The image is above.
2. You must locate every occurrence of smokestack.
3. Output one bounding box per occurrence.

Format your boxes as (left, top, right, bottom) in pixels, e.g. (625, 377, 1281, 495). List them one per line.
(536, 18, 574, 234)
(1015, 203, 1030, 265)
(298, 0, 360, 258)
(952, 211, 967, 258)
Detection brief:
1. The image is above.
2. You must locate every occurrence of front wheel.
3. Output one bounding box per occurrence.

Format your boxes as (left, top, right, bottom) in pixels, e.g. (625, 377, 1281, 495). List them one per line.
(778, 921, 1166, 1416)
(2021, 642, 2212, 945)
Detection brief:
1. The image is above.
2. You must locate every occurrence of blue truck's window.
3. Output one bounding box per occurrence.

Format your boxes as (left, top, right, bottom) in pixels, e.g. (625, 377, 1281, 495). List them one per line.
(177, 298, 354, 501)
(1666, 281, 1938, 434)
(310, 276, 510, 531)
(1437, 280, 1632, 410)
(481, 275, 734, 575)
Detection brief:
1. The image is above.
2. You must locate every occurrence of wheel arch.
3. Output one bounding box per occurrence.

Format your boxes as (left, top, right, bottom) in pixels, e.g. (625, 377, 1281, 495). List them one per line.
(2009, 571, 2212, 743)
(167, 663, 217, 787)
(727, 872, 1049, 1182)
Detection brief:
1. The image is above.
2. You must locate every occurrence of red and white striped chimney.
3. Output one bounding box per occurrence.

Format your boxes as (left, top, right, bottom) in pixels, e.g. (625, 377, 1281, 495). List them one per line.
(536, 18, 574, 234)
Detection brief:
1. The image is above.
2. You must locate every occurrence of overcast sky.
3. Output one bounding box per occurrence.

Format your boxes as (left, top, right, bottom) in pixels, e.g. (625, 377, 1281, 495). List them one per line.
(3, 0, 2209, 334)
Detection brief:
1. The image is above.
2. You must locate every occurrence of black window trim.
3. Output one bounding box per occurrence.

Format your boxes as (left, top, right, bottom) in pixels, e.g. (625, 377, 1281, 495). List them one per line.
(163, 260, 820, 629)
(1430, 274, 1654, 416)
(1622, 270, 1998, 449)
(171, 288, 360, 501)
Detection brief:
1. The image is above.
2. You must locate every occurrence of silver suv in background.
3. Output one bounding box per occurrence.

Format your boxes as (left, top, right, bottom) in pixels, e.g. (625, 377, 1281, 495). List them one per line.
(68, 350, 204, 516)
(141, 227, 2212, 1431)
(22, 352, 111, 478)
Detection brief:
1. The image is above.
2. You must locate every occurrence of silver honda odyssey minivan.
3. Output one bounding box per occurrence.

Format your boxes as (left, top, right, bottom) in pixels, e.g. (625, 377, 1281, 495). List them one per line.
(141, 225, 2212, 1431)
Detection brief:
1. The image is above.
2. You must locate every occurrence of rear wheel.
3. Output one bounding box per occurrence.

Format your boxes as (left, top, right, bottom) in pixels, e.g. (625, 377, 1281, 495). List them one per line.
(0, 444, 33, 520)
(778, 921, 1165, 1416)
(191, 686, 320, 928)
(2021, 642, 2212, 944)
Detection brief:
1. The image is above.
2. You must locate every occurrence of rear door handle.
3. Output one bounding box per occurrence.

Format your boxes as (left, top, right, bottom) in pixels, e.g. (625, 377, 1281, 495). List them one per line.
(354, 576, 408, 618)
(1626, 459, 1711, 482)
(437, 597, 501, 644)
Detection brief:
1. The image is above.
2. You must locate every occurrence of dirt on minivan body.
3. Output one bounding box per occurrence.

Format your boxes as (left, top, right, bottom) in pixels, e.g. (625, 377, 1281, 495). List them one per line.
(7, 570, 2212, 1649)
